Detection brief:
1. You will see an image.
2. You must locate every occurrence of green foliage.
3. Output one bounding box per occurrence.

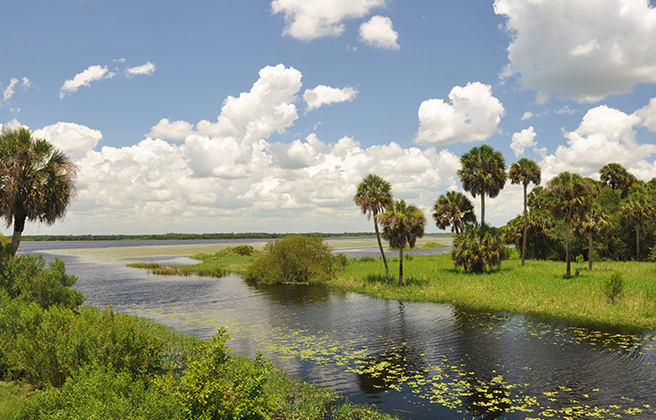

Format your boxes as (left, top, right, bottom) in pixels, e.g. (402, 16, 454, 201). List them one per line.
(0, 303, 164, 388)
(158, 328, 274, 420)
(605, 273, 624, 304)
(501, 209, 559, 260)
(649, 246, 656, 262)
(226, 245, 255, 256)
(0, 381, 29, 419)
(432, 190, 476, 234)
(15, 364, 184, 420)
(0, 254, 85, 310)
(245, 235, 345, 284)
(452, 225, 508, 273)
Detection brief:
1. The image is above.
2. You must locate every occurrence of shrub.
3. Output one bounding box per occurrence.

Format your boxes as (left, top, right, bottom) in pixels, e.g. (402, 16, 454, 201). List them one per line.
(0, 254, 85, 310)
(15, 364, 184, 420)
(452, 225, 508, 273)
(245, 235, 346, 284)
(158, 328, 274, 420)
(605, 272, 624, 304)
(0, 303, 164, 388)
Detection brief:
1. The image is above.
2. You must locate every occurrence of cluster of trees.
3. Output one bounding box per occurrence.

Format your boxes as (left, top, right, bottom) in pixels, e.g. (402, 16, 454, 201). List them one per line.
(358, 144, 655, 277)
(354, 174, 426, 285)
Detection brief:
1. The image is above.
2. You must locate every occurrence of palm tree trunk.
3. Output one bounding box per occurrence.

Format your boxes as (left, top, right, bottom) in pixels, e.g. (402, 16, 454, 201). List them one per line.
(374, 220, 390, 282)
(565, 219, 571, 278)
(521, 184, 528, 266)
(588, 233, 593, 271)
(480, 194, 485, 225)
(398, 248, 404, 286)
(11, 214, 26, 256)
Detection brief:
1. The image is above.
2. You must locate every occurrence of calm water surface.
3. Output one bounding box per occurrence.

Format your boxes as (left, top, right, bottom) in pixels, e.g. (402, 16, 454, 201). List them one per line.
(22, 241, 656, 419)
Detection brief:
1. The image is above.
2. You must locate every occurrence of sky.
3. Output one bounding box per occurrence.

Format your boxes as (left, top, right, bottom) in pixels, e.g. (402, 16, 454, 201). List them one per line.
(2, 0, 656, 236)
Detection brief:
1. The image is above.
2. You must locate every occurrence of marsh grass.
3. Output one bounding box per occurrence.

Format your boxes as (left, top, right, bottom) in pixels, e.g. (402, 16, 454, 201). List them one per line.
(329, 249, 656, 333)
(128, 249, 258, 278)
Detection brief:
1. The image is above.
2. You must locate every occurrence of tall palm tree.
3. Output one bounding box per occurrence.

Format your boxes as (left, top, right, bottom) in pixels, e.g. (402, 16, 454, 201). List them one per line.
(508, 158, 541, 265)
(619, 193, 655, 261)
(432, 191, 476, 235)
(378, 200, 425, 286)
(600, 163, 636, 198)
(0, 127, 78, 254)
(577, 206, 612, 270)
(542, 172, 595, 277)
(457, 145, 507, 225)
(354, 174, 394, 281)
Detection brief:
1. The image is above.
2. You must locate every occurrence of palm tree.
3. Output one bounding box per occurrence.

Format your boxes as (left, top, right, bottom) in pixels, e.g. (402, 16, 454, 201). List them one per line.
(508, 158, 541, 266)
(600, 163, 636, 198)
(432, 191, 476, 235)
(0, 127, 78, 254)
(619, 192, 655, 261)
(577, 206, 612, 270)
(378, 200, 426, 286)
(542, 172, 595, 277)
(354, 174, 394, 281)
(457, 145, 507, 225)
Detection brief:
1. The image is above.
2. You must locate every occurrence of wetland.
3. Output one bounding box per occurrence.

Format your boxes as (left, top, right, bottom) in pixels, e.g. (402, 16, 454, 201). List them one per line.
(21, 238, 656, 420)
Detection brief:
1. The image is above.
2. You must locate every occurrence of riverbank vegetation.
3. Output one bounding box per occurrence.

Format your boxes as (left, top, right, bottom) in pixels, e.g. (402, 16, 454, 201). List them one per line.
(327, 249, 656, 333)
(0, 247, 397, 419)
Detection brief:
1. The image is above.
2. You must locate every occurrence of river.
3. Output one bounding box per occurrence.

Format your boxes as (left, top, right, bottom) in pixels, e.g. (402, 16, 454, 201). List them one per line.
(21, 240, 656, 419)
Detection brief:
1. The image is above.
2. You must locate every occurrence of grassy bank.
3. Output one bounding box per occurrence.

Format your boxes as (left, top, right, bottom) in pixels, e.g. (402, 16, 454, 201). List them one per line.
(327, 250, 656, 333)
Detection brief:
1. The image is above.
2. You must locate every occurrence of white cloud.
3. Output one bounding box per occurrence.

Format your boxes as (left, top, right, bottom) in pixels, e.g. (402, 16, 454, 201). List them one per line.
(33, 122, 102, 159)
(271, 0, 385, 41)
(415, 82, 505, 145)
(60, 65, 115, 99)
(303, 85, 358, 111)
(539, 104, 656, 182)
(147, 118, 195, 141)
(126, 62, 156, 77)
(521, 111, 533, 121)
(195, 64, 301, 143)
(495, 0, 656, 103)
(359, 15, 399, 50)
(2, 77, 31, 104)
(636, 97, 656, 132)
(510, 126, 537, 158)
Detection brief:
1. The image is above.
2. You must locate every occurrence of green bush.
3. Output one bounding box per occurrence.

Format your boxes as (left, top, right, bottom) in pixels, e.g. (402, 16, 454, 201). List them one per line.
(0, 254, 85, 310)
(15, 364, 184, 420)
(0, 303, 164, 388)
(157, 328, 274, 420)
(452, 225, 508, 273)
(605, 272, 624, 304)
(245, 235, 346, 284)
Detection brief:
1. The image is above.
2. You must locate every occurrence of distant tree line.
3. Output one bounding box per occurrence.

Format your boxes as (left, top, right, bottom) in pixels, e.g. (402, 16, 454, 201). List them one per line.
(21, 232, 378, 242)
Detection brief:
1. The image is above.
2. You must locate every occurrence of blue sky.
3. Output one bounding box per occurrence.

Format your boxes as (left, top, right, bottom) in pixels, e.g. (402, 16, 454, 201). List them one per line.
(2, 0, 656, 235)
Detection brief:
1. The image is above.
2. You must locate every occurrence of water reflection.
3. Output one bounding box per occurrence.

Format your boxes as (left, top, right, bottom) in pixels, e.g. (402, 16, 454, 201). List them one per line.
(25, 243, 656, 420)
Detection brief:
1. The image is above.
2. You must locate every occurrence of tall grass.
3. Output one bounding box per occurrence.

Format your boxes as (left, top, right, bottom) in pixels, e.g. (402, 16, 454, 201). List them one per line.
(329, 249, 656, 333)
(0, 381, 29, 418)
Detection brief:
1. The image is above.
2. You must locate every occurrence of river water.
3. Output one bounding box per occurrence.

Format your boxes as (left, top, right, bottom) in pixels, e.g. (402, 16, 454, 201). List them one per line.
(21, 240, 656, 419)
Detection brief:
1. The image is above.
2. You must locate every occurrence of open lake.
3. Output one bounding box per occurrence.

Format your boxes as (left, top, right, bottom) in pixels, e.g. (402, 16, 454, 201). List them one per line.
(22, 240, 656, 419)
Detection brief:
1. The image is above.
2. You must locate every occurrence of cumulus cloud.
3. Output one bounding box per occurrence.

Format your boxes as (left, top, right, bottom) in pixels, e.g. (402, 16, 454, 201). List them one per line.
(60, 65, 115, 99)
(195, 64, 302, 142)
(272, 0, 385, 41)
(147, 118, 195, 141)
(415, 82, 505, 145)
(636, 97, 656, 132)
(33, 122, 102, 159)
(521, 111, 533, 121)
(359, 15, 400, 50)
(126, 61, 156, 77)
(539, 104, 656, 182)
(303, 85, 358, 111)
(510, 126, 537, 158)
(494, 0, 656, 103)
